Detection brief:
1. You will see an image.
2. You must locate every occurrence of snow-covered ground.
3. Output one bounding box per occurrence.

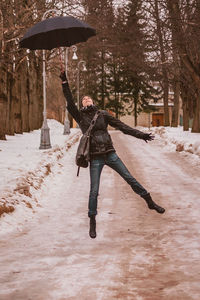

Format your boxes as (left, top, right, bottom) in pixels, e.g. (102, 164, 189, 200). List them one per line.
(0, 122, 200, 299)
(0, 121, 199, 234)
(0, 120, 80, 233)
(140, 126, 200, 166)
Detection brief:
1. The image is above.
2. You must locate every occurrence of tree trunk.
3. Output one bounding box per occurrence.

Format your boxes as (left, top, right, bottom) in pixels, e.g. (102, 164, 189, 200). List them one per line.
(101, 50, 105, 109)
(115, 91, 118, 119)
(6, 72, 15, 135)
(171, 23, 180, 127)
(182, 99, 189, 131)
(12, 72, 23, 134)
(0, 64, 7, 139)
(28, 53, 43, 131)
(163, 78, 170, 126)
(192, 97, 200, 132)
(171, 79, 180, 127)
(19, 61, 30, 132)
(134, 96, 138, 126)
(113, 63, 119, 119)
(0, 98, 6, 140)
(154, 0, 170, 126)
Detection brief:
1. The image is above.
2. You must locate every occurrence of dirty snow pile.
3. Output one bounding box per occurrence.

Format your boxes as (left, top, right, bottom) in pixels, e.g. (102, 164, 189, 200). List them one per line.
(144, 126, 200, 158)
(0, 120, 80, 219)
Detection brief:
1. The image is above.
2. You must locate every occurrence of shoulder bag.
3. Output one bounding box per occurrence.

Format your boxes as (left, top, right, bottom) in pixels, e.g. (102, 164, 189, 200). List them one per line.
(76, 111, 100, 176)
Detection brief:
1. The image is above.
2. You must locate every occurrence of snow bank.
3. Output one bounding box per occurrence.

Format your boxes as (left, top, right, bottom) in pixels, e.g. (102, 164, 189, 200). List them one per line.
(139, 126, 200, 160)
(1, 122, 199, 221)
(0, 120, 80, 218)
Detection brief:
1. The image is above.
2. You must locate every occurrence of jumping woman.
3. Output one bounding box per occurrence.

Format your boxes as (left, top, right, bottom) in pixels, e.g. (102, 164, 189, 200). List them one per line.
(60, 71, 165, 239)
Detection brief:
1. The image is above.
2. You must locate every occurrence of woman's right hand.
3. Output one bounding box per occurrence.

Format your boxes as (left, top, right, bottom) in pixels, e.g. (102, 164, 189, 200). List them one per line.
(59, 71, 67, 82)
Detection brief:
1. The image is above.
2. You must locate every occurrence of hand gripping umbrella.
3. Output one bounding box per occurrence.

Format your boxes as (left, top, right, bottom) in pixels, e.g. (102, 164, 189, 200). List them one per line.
(19, 16, 96, 50)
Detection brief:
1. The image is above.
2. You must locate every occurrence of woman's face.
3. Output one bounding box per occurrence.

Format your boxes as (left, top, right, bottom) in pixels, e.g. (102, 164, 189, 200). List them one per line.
(82, 96, 94, 107)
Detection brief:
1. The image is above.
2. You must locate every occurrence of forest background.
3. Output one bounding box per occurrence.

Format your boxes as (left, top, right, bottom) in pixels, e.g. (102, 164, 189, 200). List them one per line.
(1, 0, 200, 141)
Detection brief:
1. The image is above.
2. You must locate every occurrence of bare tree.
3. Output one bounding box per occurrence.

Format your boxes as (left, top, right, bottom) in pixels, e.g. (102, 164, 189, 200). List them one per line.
(167, 0, 200, 132)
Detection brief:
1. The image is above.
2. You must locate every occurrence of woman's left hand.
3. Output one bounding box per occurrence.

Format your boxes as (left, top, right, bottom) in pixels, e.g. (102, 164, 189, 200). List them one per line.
(143, 133, 155, 143)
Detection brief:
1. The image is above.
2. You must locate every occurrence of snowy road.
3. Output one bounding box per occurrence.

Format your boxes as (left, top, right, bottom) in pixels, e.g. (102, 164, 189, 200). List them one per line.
(0, 131, 200, 300)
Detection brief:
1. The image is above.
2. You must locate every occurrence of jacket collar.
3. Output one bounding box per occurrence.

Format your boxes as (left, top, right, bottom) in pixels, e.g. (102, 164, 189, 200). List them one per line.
(80, 105, 98, 113)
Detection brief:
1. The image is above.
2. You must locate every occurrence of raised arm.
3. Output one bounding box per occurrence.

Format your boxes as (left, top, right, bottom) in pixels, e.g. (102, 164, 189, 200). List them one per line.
(60, 71, 81, 124)
(103, 111, 154, 142)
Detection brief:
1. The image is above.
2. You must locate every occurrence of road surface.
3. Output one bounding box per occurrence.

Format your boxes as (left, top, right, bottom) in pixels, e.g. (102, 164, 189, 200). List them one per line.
(0, 131, 200, 300)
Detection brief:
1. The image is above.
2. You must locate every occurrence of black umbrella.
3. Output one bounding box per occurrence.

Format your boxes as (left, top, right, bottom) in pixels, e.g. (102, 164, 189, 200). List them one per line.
(19, 16, 96, 50)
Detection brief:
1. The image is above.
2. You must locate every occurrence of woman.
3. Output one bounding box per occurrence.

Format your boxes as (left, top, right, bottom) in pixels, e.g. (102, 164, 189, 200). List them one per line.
(60, 71, 165, 239)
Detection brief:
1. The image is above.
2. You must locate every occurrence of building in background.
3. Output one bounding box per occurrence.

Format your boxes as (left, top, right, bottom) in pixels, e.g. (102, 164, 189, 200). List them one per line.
(120, 83, 183, 128)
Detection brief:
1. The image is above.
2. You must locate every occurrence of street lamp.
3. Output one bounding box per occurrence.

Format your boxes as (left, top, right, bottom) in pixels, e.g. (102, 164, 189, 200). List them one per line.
(63, 45, 78, 135)
(39, 9, 60, 149)
(72, 45, 78, 60)
(77, 60, 87, 110)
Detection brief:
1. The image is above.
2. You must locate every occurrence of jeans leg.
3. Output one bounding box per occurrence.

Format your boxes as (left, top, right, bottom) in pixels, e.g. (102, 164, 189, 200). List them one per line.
(106, 152, 148, 197)
(88, 158, 104, 217)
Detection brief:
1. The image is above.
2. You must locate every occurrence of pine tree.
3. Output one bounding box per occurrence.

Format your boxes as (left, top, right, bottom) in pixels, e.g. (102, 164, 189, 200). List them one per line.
(80, 0, 115, 108)
(116, 0, 160, 125)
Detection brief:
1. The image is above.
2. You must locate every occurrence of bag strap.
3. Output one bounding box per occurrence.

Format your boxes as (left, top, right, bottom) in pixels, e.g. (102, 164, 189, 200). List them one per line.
(77, 166, 80, 177)
(85, 111, 100, 136)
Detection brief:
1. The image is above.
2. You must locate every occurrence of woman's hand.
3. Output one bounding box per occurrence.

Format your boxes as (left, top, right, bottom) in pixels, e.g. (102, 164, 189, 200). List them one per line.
(143, 133, 155, 143)
(59, 71, 67, 83)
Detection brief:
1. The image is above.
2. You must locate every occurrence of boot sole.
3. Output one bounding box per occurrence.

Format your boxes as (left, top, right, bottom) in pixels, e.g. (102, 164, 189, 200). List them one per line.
(89, 232, 96, 238)
(149, 207, 165, 214)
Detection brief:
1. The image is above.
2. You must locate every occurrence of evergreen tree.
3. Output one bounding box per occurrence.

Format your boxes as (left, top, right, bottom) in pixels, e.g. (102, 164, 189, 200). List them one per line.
(81, 0, 115, 108)
(116, 0, 160, 125)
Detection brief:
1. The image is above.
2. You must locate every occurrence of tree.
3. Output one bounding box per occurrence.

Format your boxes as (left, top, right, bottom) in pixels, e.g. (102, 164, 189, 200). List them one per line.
(0, 0, 83, 140)
(167, 0, 200, 132)
(81, 0, 115, 109)
(116, 0, 161, 125)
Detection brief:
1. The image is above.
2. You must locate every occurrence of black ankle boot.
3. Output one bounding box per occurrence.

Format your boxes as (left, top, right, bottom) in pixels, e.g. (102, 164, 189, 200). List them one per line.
(89, 215, 96, 238)
(142, 194, 165, 214)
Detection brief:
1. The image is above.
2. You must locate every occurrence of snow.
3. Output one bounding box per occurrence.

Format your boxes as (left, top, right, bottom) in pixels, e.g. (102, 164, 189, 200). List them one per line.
(0, 121, 199, 236)
(139, 126, 200, 165)
(0, 119, 80, 234)
(0, 122, 200, 299)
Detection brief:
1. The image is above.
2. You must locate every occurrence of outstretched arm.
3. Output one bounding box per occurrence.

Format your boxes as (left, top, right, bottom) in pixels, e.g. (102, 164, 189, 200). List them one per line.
(60, 71, 81, 124)
(103, 111, 154, 142)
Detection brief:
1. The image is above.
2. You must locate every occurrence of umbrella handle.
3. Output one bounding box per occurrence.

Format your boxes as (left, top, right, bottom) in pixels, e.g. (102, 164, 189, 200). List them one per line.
(59, 47, 64, 72)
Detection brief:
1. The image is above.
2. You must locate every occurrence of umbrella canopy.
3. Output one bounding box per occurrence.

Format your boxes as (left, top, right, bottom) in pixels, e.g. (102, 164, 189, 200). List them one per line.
(19, 16, 96, 50)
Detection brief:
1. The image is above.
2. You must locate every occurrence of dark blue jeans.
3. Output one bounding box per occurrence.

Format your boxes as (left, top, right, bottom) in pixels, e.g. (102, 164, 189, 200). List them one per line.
(88, 152, 148, 217)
